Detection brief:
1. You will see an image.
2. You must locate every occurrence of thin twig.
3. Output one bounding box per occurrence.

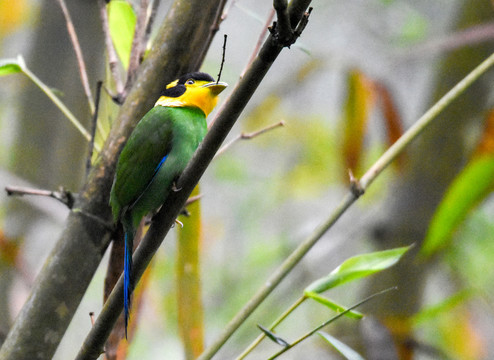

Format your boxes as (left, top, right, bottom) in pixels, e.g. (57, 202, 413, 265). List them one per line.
(17, 56, 100, 151)
(86, 81, 103, 178)
(215, 120, 285, 156)
(185, 194, 203, 206)
(236, 296, 306, 360)
(126, 0, 149, 93)
(267, 288, 397, 359)
(144, 0, 161, 45)
(5, 186, 75, 209)
(216, 34, 227, 83)
(55, 0, 95, 115)
(241, 8, 275, 78)
(221, 0, 236, 22)
(89, 312, 96, 327)
(98, 0, 125, 103)
(292, 7, 312, 40)
(398, 21, 494, 60)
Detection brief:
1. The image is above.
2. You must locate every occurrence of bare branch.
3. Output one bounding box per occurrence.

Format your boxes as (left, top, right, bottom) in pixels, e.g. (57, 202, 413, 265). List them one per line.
(55, 0, 95, 114)
(97, 0, 125, 103)
(126, 0, 149, 92)
(398, 21, 494, 60)
(215, 120, 285, 156)
(86, 81, 103, 178)
(144, 0, 161, 46)
(5, 185, 75, 209)
(241, 8, 275, 78)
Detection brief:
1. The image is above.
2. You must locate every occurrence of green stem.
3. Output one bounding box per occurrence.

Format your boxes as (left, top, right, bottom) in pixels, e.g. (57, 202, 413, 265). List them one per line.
(236, 296, 307, 360)
(18, 55, 101, 152)
(267, 288, 395, 360)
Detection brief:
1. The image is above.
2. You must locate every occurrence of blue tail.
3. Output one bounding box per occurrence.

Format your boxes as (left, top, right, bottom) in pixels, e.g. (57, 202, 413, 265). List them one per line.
(123, 226, 134, 339)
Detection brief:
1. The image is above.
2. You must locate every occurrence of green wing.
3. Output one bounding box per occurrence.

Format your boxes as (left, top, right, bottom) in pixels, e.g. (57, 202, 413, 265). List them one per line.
(110, 106, 174, 220)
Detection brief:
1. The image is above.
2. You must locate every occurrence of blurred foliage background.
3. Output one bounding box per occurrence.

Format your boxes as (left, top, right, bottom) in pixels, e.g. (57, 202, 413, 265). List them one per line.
(1, 0, 494, 359)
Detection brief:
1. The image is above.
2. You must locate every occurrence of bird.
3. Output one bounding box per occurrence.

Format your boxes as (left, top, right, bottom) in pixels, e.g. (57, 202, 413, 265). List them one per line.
(110, 72, 227, 337)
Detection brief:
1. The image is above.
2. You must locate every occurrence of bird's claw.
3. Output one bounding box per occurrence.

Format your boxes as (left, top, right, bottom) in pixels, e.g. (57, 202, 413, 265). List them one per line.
(174, 219, 184, 228)
(172, 182, 182, 192)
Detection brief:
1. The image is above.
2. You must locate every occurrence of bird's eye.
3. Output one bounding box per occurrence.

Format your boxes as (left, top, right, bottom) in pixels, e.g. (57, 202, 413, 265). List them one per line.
(185, 79, 195, 85)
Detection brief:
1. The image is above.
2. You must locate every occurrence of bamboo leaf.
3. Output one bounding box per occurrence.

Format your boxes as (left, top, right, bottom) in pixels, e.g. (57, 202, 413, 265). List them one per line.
(305, 292, 363, 319)
(411, 289, 473, 326)
(421, 155, 494, 257)
(0, 58, 22, 76)
(257, 325, 289, 347)
(108, 0, 136, 70)
(318, 332, 365, 360)
(304, 246, 411, 294)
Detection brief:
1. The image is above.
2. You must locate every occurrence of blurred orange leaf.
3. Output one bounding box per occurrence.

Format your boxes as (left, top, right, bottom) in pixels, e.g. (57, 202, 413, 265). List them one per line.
(374, 82, 405, 169)
(342, 69, 376, 177)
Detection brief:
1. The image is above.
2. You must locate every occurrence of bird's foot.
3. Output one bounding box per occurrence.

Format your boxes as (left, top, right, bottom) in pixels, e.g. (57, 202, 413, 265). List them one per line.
(172, 182, 182, 192)
(174, 218, 184, 228)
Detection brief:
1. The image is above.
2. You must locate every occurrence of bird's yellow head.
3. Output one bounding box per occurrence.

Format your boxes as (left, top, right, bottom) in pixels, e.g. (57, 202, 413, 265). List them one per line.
(155, 72, 227, 117)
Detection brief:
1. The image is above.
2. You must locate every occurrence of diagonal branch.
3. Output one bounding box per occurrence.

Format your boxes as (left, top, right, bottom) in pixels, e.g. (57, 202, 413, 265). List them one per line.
(74, 1, 313, 359)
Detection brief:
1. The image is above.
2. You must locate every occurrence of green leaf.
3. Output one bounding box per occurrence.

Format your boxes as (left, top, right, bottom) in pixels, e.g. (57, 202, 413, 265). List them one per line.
(257, 325, 289, 347)
(107, 0, 136, 70)
(399, 10, 428, 44)
(318, 332, 365, 360)
(411, 289, 473, 326)
(0, 58, 22, 76)
(305, 292, 363, 319)
(304, 246, 411, 294)
(421, 155, 494, 257)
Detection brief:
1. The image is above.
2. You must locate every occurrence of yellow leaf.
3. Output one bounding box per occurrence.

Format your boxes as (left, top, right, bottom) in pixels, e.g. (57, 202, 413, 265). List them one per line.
(0, 0, 27, 36)
(176, 186, 204, 359)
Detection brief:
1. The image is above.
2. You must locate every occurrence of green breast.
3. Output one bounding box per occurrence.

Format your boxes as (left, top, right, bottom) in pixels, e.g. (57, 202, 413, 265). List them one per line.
(110, 106, 207, 224)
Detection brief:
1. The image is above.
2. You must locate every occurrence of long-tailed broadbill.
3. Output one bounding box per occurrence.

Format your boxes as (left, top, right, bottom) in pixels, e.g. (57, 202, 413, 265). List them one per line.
(110, 72, 227, 337)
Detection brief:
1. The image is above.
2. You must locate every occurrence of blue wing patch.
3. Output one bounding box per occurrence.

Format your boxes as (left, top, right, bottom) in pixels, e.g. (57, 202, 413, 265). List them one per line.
(155, 154, 168, 174)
